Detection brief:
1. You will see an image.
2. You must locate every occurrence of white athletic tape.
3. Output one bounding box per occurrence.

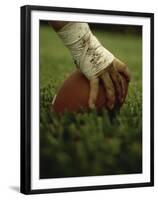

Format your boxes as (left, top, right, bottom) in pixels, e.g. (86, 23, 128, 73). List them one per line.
(58, 23, 114, 80)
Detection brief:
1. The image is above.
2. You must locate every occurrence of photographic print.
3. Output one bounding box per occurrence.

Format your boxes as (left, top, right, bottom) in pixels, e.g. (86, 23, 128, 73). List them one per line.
(21, 5, 154, 194)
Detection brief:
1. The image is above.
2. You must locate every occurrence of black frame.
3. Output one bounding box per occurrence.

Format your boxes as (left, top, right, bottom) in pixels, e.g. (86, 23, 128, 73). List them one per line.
(20, 5, 154, 195)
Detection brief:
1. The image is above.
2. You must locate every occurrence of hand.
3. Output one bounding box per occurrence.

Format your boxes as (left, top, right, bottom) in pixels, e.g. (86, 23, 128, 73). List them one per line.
(88, 58, 131, 110)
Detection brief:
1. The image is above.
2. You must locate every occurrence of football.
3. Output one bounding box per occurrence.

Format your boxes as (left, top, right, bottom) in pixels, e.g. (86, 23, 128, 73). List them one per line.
(51, 70, 128, 113)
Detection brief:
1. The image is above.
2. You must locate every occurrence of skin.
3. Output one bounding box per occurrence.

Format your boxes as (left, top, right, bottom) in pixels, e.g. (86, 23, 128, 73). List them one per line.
(89, 58, 131, 110)
(49, 21, 131, 110)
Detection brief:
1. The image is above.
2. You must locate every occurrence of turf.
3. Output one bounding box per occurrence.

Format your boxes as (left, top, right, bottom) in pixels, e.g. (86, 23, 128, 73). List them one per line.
(40, 24, 142, 178)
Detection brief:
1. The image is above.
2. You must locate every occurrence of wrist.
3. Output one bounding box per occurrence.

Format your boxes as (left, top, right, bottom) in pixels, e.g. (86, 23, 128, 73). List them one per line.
(58, 22, 115, 79)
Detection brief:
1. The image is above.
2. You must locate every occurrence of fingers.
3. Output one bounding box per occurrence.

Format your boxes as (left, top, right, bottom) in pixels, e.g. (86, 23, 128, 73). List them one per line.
(118, 75, 127, 105)
(88, 77, 99, 109)
(88, 58, 130, 110)
(120, 75, 129, 104)
(101, 72, 115, 110)
(113, 58, 131, 82)
(109, 66, 123, 105)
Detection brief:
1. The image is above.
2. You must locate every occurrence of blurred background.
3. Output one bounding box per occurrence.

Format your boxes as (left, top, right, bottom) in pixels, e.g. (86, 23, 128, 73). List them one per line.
(40, 21, 142, 179)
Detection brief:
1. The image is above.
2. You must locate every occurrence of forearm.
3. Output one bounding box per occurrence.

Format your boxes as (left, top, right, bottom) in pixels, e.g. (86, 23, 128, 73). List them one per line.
(49, 21, 68, 31)
(49, 22, 114, 80)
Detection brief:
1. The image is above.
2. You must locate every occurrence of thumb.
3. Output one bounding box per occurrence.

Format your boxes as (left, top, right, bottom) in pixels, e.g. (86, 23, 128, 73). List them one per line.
(88, 77, 99, 109)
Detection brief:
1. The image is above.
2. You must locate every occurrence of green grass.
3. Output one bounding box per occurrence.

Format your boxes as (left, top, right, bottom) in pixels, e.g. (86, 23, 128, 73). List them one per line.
(40, 24, 142, 178)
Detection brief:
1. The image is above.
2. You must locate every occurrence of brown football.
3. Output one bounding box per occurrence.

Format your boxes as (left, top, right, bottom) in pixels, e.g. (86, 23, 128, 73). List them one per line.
(51, 70, 128, 113)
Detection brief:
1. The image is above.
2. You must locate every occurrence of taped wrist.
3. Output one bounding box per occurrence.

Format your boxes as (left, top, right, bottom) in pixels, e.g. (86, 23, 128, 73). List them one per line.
(58, 22, 115, 80)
